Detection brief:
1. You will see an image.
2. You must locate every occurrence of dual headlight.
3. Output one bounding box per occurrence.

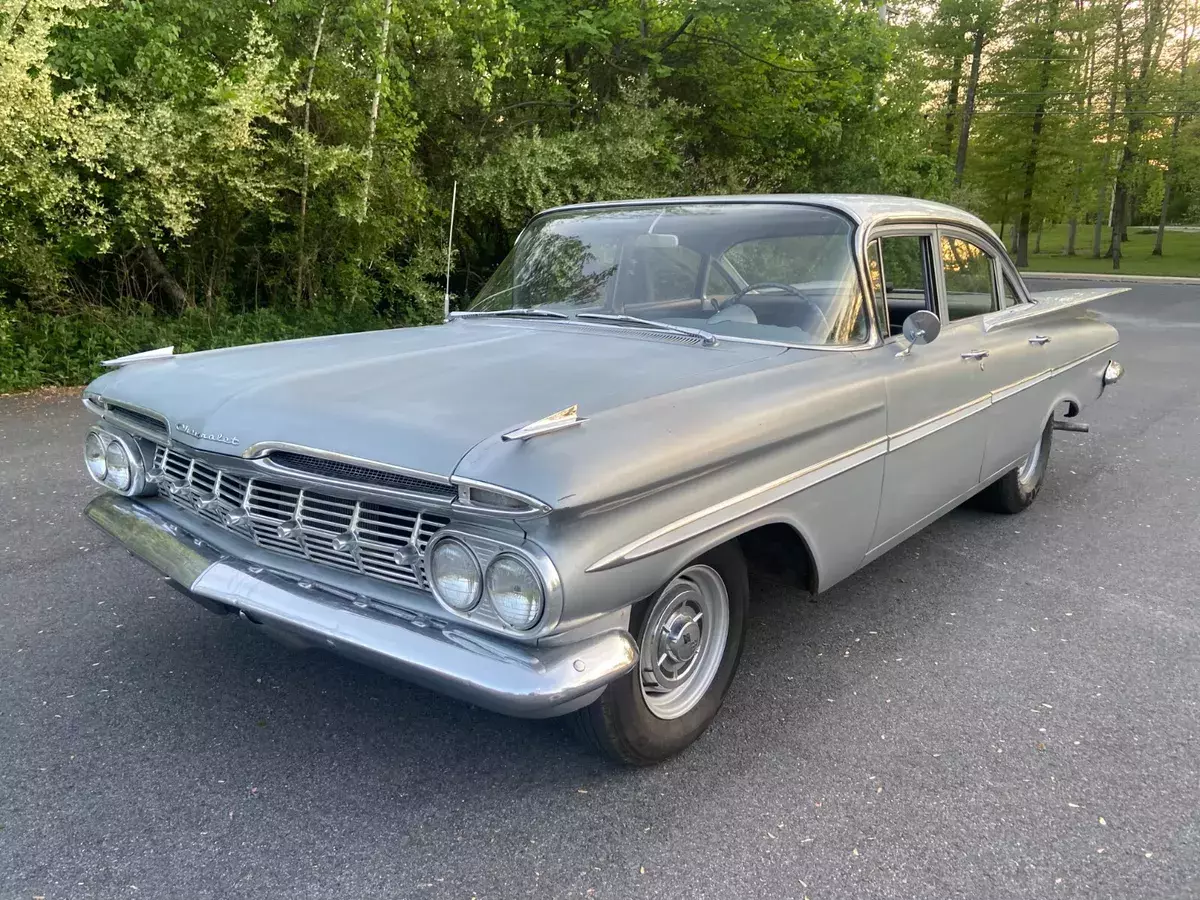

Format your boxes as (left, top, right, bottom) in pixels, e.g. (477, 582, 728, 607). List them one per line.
(427, 536, 545, 631)
(84, 428, 149, 495)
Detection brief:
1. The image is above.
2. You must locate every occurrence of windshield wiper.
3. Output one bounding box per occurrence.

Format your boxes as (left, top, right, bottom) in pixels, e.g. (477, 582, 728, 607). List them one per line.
(574, 313, 718, 346)
(450, 308, 570, 320)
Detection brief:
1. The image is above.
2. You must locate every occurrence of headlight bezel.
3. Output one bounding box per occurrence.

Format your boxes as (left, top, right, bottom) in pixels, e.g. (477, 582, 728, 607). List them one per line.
(423, 529, 560, 636)
(84, 426, 149, 496)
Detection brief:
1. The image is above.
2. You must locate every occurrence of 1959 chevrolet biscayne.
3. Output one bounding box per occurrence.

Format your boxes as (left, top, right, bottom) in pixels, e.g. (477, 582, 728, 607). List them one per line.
(82, 196, 1125, 764)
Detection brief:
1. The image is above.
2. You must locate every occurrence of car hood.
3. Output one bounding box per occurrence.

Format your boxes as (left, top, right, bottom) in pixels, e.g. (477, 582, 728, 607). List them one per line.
(87, 319, 789, 477)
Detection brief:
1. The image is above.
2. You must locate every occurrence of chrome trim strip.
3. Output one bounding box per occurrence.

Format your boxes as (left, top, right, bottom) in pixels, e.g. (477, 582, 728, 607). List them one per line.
(587, 437, 887, 572)
(85, 395, 174, 443)
(83, 494, 635, 719)
(451, 476, 553, 517)
(587, 340, 1120, 572)
(992, 368, 1055, 403)
(888, 395, 991, 451)
(990, 343, 1119, 404)
(242, 441, 452, 484)
(252, 456, 455, 508)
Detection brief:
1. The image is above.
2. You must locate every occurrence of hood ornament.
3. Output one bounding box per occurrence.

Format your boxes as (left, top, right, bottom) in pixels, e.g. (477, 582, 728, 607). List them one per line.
(501, 404, 586, 442)
(101, 346, 174, 368)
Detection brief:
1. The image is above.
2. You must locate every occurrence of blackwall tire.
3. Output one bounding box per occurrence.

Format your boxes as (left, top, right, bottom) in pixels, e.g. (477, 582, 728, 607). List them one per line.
(976, 417, 1053, 514)
(570, 541, 749, 765)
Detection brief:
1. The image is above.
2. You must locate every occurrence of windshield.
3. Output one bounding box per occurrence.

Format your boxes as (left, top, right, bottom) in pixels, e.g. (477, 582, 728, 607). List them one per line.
(470, 203, 868, 346)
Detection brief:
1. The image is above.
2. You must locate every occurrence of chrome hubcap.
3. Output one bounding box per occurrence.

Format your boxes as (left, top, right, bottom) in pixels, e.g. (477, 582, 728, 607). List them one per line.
(639, 565, 729, 720)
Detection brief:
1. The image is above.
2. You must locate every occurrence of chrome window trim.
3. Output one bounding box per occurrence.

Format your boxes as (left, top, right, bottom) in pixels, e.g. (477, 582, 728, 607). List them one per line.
(489, 200, 882, 351)
(586, 436, 888, 572)
(467, 311, 869, 353)
(860, 225, 941, 330)
(934, 224, 1003, 324)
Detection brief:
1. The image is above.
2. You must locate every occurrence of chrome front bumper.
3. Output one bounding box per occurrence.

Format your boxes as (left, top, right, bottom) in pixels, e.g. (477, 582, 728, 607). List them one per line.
(85, 494, 637, 718)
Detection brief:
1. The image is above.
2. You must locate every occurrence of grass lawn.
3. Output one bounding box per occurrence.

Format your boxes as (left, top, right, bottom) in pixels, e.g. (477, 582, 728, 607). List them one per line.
(994, 223, 1200, 277)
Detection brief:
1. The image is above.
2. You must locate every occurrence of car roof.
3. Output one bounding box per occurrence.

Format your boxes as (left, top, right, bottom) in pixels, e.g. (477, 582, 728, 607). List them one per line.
(540, 194, 994, 236)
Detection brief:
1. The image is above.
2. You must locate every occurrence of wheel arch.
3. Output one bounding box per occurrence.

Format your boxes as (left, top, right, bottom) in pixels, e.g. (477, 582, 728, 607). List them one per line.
(733, 519, 820, 595)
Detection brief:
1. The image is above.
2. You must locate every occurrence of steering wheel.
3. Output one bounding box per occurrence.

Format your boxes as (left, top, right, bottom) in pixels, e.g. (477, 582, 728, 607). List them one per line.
(712, 282, 830, 335)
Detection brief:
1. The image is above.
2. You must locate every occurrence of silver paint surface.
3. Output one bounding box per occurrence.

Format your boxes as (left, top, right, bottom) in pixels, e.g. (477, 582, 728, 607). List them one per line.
(82, 195, 1124, 708)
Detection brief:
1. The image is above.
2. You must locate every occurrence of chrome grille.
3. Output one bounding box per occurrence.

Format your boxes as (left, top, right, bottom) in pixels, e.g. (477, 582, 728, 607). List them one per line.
(153, 444, 448, 591)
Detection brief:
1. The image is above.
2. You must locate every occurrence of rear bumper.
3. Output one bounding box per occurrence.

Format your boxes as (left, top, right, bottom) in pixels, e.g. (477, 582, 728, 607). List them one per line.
(85, 494, 637, 718)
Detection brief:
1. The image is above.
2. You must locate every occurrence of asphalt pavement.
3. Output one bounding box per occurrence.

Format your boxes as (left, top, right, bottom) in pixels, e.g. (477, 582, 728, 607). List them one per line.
(1, 279, 1197, 900)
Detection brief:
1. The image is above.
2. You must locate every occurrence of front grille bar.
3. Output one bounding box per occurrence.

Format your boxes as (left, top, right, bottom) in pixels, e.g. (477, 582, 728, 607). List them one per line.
(152, 444, 448, 592)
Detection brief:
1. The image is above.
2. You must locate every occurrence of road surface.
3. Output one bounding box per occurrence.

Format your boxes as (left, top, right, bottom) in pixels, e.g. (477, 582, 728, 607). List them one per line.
(1, 279, 1197, 899)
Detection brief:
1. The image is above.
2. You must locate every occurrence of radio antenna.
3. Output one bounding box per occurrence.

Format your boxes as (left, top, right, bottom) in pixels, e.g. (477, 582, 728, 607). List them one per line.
(443, 180, 457, 322)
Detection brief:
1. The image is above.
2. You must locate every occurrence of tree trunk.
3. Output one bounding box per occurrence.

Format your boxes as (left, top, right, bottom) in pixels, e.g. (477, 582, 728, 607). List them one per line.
(1034, 221, 1043, 254)
(1153, 166, 1175, 256)
(1091, 86, 1117, 257)
(954, 29, 986, 187)
(360, 0, 393, 221)
(1066, 38, 1094, 257)
(1015, 16, 1058, 269)
(944, 58, 962, 157)
(140, 244, 189, 312)
(1153, 6, 1190, 256)
(1110, 148, 1137, 267)
(297, 5, 327, 303)
(1110, 0, 1171, 269)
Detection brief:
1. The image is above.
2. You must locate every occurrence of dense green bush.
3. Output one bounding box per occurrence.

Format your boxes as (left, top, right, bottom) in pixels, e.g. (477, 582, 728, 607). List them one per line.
(0, 299, 392, 394)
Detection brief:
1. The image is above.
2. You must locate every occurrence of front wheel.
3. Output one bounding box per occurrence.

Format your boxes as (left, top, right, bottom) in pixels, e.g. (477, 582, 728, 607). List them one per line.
(976, 417, 1053, 514)
(571, 542, 748, 765)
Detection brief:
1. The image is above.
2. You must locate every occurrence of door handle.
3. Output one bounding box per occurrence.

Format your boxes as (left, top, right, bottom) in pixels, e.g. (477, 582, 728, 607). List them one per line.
(961, 350, 989, 360)
(1029, 335, 1051, 345)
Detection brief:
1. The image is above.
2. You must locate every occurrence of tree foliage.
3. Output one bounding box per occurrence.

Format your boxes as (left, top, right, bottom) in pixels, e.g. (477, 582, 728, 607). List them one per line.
(1, 0, 1199, 392)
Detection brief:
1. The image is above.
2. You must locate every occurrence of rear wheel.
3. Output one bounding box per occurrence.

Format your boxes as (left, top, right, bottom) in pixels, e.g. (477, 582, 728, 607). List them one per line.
(571, 541, 748, 765)
(976, 417, 1053, 514)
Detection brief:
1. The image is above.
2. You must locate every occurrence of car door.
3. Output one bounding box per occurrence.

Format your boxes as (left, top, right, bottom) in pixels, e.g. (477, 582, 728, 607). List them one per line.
(862, 228, 991, 560)
(937, 228, 1056, 481)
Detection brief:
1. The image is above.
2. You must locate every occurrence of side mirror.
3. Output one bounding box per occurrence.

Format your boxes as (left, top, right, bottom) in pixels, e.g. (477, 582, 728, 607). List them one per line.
(897, 309, 941, 357)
